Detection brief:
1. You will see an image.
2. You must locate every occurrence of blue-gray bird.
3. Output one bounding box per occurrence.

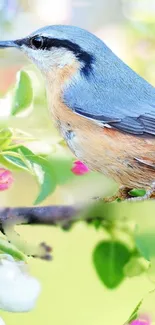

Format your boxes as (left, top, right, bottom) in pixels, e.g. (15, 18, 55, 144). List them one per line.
(0, 25, 155, 200)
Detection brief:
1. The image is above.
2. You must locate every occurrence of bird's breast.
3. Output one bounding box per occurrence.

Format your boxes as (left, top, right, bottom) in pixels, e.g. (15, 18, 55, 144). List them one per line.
(45, 63, 93, 157)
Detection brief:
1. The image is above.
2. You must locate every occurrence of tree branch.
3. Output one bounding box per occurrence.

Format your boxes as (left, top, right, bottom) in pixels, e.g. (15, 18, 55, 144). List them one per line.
(0, 204, 106, 259)
(0, 205, 82, 226)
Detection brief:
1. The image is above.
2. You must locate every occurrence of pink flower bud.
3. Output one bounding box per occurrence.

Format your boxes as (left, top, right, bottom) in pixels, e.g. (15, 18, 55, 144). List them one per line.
(0, 168, 14, 191)
(130, 315, 151, 325)
(71, 160, 89, 176)
(131, 321, 148, 325)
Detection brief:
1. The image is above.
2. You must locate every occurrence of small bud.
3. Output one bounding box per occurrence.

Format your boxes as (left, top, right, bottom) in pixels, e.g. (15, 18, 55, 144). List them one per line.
(130, 315, 151, 325)
(0, 255, 41, 312)
(71, 160, 89, 175)
(130, 321, 148, 325)
(0, 168, 14, 191)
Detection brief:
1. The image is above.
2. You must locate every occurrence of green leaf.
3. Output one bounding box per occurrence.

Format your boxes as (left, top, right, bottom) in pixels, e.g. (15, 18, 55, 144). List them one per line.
(0, 238, 25, 261)
(129, 188, 146, 197)
(32, 156, 57, 205)
(93, 241, 131, 289)
(135, 231, 155, 261)
(0, 128, 12, 150)
(116, 198, 122, 202)
(11, 70, 33, 115)
(123, 257, 148, 278)
(92, 218, 103, 230)
(126, 299, 143, 324)
(5, 146, 56, 204)
(3, 152, 31, 171)
(0, 155, 24, 171)
(48, 154, 73, 185)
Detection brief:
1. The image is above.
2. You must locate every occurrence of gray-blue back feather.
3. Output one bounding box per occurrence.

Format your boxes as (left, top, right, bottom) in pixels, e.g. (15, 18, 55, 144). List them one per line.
(34, 25, 155, 135)
(51, 26, 155, 135)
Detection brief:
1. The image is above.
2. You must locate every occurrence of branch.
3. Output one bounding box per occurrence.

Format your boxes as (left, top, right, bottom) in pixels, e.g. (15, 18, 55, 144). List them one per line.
(0, 204, 106, 259)
(0, 205, 82, 227)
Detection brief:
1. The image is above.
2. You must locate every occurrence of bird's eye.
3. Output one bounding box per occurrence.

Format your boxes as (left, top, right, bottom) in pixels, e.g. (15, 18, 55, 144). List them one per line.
(30, 36, 44, 50)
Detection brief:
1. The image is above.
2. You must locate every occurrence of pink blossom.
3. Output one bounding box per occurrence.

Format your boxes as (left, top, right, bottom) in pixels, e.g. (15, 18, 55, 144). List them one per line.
(131, 321, 148, 325)
(130, 315, 151, 325)
(0, 168, 14, 191)
(71, 160, 89, 176)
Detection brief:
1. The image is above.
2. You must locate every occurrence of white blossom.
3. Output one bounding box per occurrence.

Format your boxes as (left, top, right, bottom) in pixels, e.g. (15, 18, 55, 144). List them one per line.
(0, 255, 41, 312)
(0, 317, 5, 325)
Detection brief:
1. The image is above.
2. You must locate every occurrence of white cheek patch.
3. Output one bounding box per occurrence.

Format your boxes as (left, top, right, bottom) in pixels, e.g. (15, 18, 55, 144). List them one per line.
(22, 46, 77, 71)
(51, 48, 76, 68)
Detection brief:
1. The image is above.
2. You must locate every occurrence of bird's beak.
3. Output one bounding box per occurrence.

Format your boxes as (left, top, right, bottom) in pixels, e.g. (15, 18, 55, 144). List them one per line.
(0, 40, 20, 49)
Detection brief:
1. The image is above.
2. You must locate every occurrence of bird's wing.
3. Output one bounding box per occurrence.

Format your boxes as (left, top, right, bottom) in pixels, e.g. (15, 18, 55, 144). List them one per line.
(73, 106, 155, 135)
(63, 68, 155, 136)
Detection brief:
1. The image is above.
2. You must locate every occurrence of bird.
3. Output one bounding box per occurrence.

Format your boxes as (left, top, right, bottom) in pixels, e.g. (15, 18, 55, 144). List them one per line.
(1, 24, 155, 201)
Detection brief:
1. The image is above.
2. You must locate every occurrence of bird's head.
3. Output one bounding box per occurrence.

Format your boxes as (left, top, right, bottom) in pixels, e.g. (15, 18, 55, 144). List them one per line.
(0, 25, 106, 77)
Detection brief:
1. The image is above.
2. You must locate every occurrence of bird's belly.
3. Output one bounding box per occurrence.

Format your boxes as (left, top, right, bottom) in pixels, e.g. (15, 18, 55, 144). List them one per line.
(58, 121, 155, 189)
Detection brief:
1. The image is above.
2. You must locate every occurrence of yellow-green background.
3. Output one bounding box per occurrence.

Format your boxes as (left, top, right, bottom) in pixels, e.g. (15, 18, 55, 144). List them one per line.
(1, 0, 155, 324)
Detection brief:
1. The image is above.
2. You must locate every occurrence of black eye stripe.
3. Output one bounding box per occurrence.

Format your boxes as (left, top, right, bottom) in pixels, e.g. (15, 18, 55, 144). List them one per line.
(29, 36, 86, 54)
(17, 36, 94, 77)
(30, 36, 94, 76)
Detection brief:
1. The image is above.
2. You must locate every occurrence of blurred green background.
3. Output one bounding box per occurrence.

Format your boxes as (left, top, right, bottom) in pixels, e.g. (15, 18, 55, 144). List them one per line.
(1, 0, 155, 324)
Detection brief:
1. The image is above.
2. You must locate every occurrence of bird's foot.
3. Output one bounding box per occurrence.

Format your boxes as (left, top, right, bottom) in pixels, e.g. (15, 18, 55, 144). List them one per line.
(103, 183, 155, 203)
(103, 186, 132, 203)
(94, 183, 155, 203)
(126, 181, 155, 202)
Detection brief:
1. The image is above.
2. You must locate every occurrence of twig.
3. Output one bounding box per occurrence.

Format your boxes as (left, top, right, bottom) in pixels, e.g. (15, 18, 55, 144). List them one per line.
(0, 205, 83, 259)
(0, 205, 82, 226)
